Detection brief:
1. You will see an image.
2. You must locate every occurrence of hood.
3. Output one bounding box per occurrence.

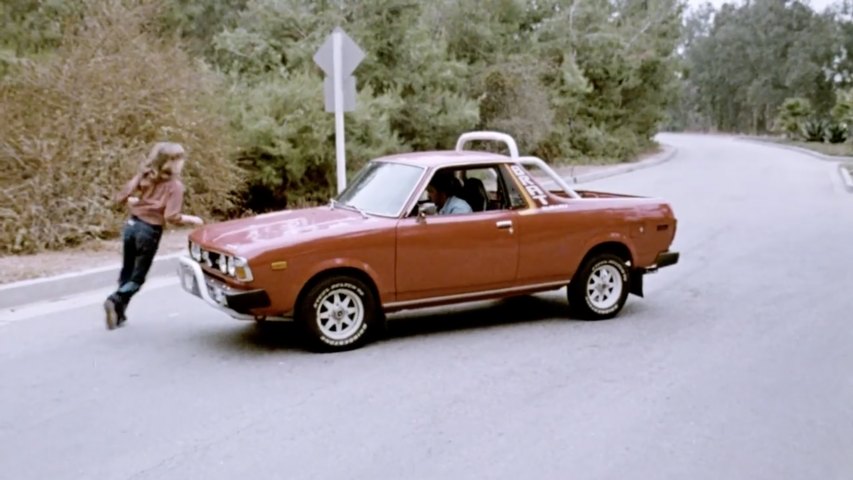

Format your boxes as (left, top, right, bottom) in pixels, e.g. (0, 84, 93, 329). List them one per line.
(192, 206, 378, 257)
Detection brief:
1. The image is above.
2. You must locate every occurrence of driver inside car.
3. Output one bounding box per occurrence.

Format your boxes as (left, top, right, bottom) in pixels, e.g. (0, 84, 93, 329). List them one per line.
(427, 171, 472, 215)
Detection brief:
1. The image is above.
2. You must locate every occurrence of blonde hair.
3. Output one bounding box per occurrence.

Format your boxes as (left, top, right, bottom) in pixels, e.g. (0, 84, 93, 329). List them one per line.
(139, 142, 185, 188)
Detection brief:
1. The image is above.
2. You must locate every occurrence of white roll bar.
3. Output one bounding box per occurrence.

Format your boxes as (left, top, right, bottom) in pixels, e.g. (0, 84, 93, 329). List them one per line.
(455, 131, 581, 199)
(519, 156, 581, 199)
(455, 131, 519, 159)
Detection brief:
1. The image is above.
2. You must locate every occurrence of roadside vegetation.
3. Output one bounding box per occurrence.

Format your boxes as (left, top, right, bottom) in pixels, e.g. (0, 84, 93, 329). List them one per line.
(0, 0, 683, 254)
(3, 0, 851, 257)
(0, 2, 242, 253)
(669, 0, 853, 159)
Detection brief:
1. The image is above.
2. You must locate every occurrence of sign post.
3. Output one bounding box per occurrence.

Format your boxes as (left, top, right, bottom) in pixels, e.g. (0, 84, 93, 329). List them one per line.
(313, 27, 365, 194)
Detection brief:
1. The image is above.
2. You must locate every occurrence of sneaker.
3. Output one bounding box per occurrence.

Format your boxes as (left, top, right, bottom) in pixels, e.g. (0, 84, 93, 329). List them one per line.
(115, 299, 127, 327)
(104, 298, 118, 330)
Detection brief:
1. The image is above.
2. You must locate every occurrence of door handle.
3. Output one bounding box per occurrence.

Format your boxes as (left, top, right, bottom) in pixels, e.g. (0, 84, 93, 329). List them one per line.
(496, 220, 513, 229)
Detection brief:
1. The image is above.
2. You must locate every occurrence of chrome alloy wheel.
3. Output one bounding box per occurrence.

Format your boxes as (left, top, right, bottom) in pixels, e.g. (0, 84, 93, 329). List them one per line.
(586, 264, 624, 311)
(315, 288, 365, 341)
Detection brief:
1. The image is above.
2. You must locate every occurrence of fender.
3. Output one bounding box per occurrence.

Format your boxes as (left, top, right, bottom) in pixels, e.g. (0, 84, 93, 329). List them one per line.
(298, 257, 390, 303)
(575, 232, 644, 297)
(574, 231, 639, 272)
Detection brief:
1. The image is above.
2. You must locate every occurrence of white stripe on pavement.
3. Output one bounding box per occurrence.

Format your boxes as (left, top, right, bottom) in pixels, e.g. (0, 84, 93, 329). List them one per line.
(0, 277, 179, 327)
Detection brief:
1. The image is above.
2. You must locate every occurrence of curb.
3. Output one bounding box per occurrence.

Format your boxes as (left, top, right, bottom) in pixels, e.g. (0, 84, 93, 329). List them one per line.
(738, 137, 853, 193)
(569, 145, 678, 184)
(839, 164, 853, 192)
(738, 137, 853, 162)
(0, 252, 182, 310)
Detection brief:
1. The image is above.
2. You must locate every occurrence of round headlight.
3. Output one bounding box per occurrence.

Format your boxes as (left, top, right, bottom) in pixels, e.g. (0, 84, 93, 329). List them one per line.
(227, 256, 236, 276)
(190, 242, 202, 261)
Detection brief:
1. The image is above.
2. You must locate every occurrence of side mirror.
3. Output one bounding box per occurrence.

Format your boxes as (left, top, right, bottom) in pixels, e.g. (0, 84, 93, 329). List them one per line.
(417, 202, 437, 222)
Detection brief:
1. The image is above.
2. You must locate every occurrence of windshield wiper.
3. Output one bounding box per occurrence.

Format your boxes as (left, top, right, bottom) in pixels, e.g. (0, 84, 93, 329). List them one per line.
(337, 201, 369, 219)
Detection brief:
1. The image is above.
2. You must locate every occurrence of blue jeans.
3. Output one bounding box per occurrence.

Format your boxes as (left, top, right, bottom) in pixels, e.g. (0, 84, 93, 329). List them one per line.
(111, 216, 162, 312)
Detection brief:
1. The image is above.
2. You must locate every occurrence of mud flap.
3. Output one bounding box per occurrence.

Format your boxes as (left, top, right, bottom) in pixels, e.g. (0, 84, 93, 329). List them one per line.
(630, 270, 644, 297)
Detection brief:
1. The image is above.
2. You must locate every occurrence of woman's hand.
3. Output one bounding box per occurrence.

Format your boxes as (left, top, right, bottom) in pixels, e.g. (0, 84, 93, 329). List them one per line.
(181, 214, 204, 226)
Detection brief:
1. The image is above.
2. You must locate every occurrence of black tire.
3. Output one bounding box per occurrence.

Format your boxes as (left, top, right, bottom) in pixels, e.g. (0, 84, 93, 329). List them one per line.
(296, 275, 378, 352)
(567, 253, 630, 320)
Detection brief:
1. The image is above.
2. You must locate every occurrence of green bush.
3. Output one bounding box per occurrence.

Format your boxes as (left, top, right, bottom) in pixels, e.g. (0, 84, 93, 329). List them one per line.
(477, 57, 555, 154)
(567, 125, 645, 162)
(226, 72, 406, 210)
(827, 123, 848, 144)
(775, 97, 813, 140)
(832, 89, 853, 134)
(803, 118, 827, 142)
(212, 0, 479, 208)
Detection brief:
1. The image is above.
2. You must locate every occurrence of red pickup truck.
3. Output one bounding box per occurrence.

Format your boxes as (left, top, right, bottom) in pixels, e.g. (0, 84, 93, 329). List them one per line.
(178, 131, 679, 351)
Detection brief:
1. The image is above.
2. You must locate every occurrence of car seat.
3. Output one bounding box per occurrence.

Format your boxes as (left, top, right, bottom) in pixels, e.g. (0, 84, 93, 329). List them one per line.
(462, 177, 488, 212)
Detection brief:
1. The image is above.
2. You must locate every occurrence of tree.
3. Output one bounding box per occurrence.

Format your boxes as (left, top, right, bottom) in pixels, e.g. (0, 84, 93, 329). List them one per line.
(683, 0, 839, 133)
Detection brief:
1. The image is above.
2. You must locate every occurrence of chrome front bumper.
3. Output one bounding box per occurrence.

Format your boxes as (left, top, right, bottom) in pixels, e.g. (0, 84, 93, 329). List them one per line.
(177, 255, 269, 321)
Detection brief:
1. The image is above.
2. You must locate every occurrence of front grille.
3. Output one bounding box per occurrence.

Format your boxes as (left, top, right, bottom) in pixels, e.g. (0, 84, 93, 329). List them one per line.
(193, 245, 226, 274)
(205, 250, 222, 268)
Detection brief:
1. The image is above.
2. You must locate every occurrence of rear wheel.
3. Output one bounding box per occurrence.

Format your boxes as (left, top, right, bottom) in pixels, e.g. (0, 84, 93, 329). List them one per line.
(568, 253, 630, 320)
(297, 275, 378, 352)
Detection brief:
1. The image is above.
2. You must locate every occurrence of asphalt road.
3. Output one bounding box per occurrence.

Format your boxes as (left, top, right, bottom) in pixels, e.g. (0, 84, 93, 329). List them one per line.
(1, 134, 852, 480)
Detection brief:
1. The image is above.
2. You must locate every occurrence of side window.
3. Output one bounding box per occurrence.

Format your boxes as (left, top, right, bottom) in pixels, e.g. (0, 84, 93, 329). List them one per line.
(408, 167, 465, 217)
(458, 166, 499, 212)
(409, 164, 524, 216)
(453, 164, 530, 212)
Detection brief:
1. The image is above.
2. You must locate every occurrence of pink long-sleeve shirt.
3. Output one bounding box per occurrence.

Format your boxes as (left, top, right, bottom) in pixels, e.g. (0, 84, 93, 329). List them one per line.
(114, 173, 185, 226)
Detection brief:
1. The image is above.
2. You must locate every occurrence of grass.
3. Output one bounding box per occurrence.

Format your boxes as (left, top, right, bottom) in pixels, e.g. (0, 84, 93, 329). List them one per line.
(783, 141, 853, 157)
(753, 136, 853, 157)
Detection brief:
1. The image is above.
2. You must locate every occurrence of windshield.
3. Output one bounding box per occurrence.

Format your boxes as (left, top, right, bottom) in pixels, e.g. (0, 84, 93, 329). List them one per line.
(336, 161, 425, 217)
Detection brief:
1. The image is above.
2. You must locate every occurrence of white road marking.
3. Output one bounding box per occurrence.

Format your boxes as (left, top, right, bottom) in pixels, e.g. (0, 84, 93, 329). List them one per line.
(0, 277, 180, 327)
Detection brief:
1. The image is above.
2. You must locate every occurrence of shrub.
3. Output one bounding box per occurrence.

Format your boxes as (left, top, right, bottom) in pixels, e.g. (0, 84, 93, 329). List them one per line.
(0, 0, 242, 253)
(477, 57, 555, 155)
(831, 89, 853, 125)
(802, 118, 827, 143)
(226, 72, 406, 211)
(827, 123, 848, 144)
(774, 97, 813, 140)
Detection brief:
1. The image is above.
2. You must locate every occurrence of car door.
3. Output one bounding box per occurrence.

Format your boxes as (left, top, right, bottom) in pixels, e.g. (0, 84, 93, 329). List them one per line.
(395, 209, 519, 299)
(394, 165, 521, 300)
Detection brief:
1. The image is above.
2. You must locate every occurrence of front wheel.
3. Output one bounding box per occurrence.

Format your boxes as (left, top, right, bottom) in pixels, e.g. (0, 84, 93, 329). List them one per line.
(297, 275, 378, 352)
(568, 254, 630, 320)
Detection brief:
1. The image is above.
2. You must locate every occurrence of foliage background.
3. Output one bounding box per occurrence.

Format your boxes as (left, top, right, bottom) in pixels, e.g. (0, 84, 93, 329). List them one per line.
(668, 0, 853, 141)
(1, 0, 685, 253)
